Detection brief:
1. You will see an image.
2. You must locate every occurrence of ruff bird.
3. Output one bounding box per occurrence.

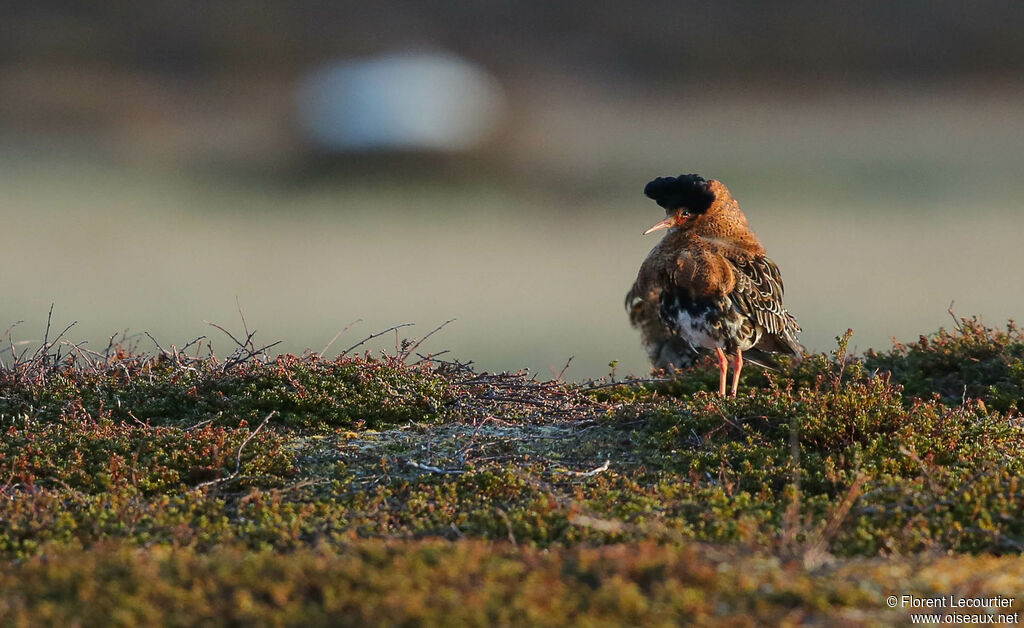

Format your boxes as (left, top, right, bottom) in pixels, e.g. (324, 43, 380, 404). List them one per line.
(625, 174, 803, 395)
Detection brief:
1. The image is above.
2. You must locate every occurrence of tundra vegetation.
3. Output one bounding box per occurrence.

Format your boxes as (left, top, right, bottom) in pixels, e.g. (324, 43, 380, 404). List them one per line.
(0, 314, 1022, 625)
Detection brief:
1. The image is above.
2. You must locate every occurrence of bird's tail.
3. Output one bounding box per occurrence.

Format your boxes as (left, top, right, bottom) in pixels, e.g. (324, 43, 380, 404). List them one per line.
(742, 348, 783, 370)
(745, 338, 805, 370)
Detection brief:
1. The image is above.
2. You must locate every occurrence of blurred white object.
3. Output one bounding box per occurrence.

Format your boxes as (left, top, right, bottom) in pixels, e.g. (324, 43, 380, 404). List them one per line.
(296, 51, 505, 152)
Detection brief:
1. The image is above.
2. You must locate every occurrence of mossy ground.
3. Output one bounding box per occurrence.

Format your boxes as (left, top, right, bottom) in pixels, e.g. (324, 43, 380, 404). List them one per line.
(1, 316, 1023, 625)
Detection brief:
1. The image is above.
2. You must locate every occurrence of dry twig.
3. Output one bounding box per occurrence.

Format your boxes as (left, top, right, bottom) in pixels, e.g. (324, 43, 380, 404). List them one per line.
(400, 318, 456, 361)
(341, 323, 415, 356)
(568, 459, 611, 477)
(402, 459, 465, 475)
(196, 411, 277, 489)
(319, 318, 363, 359)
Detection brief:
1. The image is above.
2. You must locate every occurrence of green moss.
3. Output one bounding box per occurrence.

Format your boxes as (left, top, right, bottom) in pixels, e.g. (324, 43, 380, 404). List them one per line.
(865, 316, 1024, 411)
(2, 318, 1024, 621)
(0, 353, 453, 430)
(0, 414, 295, 495)
(1, 540, 1022, 626)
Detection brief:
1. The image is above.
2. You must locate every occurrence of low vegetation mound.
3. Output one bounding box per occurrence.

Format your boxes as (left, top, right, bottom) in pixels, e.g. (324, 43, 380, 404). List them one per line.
(0, 315, 1021, 624)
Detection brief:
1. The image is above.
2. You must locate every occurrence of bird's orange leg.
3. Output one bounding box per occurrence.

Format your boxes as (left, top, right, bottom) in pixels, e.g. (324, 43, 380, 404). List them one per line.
(715, 347, 729, 397)
(730, 348, 743, 397)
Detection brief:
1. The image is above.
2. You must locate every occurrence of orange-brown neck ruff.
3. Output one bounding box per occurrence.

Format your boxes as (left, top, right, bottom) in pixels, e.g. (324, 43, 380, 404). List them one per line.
(638, 181, 764, 298)
(682, 180, 765, 258)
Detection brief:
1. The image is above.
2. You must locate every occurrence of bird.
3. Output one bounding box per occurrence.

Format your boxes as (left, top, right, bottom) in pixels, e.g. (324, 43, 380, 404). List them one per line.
(625, 174, 803, 396)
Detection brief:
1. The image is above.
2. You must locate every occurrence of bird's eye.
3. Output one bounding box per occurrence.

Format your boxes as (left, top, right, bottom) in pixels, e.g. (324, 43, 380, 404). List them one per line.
(680, 210, 691, 217)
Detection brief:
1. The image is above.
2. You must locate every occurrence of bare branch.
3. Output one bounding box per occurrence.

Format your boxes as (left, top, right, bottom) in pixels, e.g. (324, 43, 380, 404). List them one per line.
(568, 459, 610, 477)
(144, 332, 168, 357)
(196, 411, 277, 489)
(555, 356, 574, 382)
(318, 318, 362, 359)
(411, 349, 451, 366)
(495, 508, 517, 544)
(59, 340, 97, 368)
(180, 336, 207, 354)
(341, 323, 415, 356)
(948, 301, 965, 332)
(204, 320, 248, 352)
(402, 459, 465, 475)
(38, 303, 54, 359)
(400, 318, 456, 360)
(0, 320, 24, 365)
(33, 309, 77, 364)
(236, 296, 253, 351)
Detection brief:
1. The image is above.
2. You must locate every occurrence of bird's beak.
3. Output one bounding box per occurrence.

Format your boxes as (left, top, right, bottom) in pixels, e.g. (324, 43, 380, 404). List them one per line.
(642, 216, 677, 235)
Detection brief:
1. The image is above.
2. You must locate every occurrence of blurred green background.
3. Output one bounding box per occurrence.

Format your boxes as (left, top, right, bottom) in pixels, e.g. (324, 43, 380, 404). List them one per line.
(2, 3, 1023, 379)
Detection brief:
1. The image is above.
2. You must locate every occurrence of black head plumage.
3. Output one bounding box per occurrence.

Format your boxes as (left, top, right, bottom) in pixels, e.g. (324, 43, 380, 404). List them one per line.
(643, 174, 715, 214)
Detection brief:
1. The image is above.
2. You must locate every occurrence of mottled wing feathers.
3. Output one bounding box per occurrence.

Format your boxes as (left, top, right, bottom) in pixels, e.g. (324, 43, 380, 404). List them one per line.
(624, 283, 644, 326)
(729, 256, 803, 354)
(625, 281, 700, 370)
